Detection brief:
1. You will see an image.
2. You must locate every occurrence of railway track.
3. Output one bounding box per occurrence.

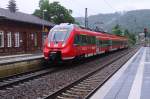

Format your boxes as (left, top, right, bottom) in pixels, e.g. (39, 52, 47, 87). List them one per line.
(0, 67, 59, 89)
(0, 48, 125, 90)
(0, 46, 140, 99)
(0, 56, 101, 90)
(0, 57, 95, 90)
(43, 47, 139, 99)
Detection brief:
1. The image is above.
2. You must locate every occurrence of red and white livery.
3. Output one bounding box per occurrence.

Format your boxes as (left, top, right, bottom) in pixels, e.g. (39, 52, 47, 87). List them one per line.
(43, 23, 128, 61)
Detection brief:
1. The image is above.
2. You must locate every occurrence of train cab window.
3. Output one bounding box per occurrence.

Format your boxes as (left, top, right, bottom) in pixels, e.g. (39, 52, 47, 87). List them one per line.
(48, 27, 72, 42)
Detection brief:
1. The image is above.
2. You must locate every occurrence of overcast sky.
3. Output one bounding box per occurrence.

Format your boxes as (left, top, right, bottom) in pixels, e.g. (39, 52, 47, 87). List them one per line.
(0, 0, 150, 17)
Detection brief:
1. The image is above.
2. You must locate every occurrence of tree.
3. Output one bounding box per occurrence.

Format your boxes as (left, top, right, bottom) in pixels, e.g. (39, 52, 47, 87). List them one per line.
(7, 0, 18, 12)
(112, 24, 123, 36)
(128, 33, 136, 45)
(124, 29, 136, 45)
(124, 29, 130, 37)
(33, 0, 75, 24)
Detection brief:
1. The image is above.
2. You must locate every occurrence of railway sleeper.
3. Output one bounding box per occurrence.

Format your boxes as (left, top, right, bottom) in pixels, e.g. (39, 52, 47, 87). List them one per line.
(77, 83, 91, 87)
(80, 81, 95, 85)
(84, 79, 100, 82)
(57, 96, 77, 99)
(70, 87, 92, 92)
(61, 92, 79, 98)
(66, 89, 89, 96)
(83, 80, 100, 84)
(73, 85, 92, 90)
(66, 90, 86, 95)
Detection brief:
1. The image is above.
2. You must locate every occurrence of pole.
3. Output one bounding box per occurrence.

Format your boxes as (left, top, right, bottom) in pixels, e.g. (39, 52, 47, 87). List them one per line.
(42, 9, 47, 32)
(85, 8, 88, 28)
(42, 11, 44, 32)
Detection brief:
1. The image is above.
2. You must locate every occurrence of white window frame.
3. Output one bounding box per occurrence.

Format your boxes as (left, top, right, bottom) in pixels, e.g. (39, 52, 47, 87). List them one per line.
(0, 31, 4, 48)
(15, 32, 20, 47)
(7, 32, 12, 47)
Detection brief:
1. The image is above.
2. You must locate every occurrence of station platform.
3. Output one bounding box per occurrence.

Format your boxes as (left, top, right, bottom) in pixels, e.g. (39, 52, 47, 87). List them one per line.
(0, 53, 43, 65)
(91, 47, 149, 99)
(0, 53, 44, 78)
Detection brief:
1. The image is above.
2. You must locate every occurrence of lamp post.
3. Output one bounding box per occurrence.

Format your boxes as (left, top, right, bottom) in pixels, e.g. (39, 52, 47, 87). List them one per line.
(42, 9, 47, 47)
(42, 9, 47, 32)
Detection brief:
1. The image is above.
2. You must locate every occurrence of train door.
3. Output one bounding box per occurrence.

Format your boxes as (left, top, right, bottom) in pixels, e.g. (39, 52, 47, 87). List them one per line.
(109, 40, 112, 51)
(96, 38, 99, 54)
(74, 34, 81, 56)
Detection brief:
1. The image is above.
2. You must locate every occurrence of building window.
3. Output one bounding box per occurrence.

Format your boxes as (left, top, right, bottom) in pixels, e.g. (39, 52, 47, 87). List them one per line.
(7, 32, 12, 47)
(15, 32, 20, 47)
(34, 33, 38, 47)
(0, 31, 4, 48)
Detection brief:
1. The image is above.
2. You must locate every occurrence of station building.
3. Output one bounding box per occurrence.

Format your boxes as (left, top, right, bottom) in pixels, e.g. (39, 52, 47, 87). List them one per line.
(0, 8, 54, 55)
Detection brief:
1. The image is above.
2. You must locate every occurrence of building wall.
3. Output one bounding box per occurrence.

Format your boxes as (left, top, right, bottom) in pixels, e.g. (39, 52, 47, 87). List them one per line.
(0, 19, 50, 55)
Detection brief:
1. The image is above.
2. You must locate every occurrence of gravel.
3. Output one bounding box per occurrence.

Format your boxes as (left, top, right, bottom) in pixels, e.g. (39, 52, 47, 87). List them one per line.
(0, 48, 138, 99)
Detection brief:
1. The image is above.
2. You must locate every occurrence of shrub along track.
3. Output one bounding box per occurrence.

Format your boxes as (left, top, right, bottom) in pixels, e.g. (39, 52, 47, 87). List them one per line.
(0, 46, 140, 99)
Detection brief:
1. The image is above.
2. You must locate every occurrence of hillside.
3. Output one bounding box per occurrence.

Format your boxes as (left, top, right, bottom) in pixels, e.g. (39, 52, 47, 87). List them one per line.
(75, 9, 150, 33)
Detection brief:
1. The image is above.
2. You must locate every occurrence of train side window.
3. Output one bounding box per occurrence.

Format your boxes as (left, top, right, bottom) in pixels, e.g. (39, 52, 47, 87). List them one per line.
(86, 35, 89, 44)
(99, 40, 102, 46)
(101, 41, 103, 47)
(86, 36, 90, 44)
(103, 41, 106, 47)
(89, 36, 92, 44)
(105, 40, 108, 46)
(112, 41, 115, 45)
(74, 34, 80, 44)
(81, 35, 86, 45)
(91, 36, 96, 44)
(102, 40, 109, 47)
(109, 40, 112, 46)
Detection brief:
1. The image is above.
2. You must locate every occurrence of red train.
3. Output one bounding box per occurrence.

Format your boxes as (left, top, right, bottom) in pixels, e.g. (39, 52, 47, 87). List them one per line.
(43, 23, 128, 61)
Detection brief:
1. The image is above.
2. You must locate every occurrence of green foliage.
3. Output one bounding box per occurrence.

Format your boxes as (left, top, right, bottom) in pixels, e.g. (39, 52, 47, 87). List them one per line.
(112, 24, 123, 36)
(124, 29, 136, 45)
(124, 29, 129, 36)
(7, 0, 18, 12)
(33, 0, 75, 24)
(112, 26, 136, 46)
(76, 9, 150, 33)
(74, 21, 80, 25)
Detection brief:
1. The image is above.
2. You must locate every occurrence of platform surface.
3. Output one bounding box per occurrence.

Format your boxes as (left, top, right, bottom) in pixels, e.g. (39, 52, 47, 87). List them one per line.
(0, 53, 43, 64)
(91, 47, 150, 99)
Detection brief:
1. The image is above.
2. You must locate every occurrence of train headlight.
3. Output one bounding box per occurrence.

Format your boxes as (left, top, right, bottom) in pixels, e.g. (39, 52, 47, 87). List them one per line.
(48, 43, 50, 47)
(62, 43, 66, 47)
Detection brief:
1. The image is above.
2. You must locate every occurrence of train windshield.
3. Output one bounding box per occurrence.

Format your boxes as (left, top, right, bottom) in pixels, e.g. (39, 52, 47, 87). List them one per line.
(48, 27, 72, 42)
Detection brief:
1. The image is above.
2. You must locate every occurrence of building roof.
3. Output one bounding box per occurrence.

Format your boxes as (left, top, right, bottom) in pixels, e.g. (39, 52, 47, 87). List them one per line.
(0, 8, 54, 26)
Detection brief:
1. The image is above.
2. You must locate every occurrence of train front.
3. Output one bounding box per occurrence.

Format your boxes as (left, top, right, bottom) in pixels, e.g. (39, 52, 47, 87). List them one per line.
(43, 24, 74, 61)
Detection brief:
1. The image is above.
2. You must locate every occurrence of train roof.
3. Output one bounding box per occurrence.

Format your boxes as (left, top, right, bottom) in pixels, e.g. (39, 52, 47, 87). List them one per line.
(55, 23, 127, 41)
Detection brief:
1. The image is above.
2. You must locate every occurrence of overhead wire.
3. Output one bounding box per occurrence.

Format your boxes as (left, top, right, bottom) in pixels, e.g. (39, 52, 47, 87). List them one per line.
(103, 0, 118, 12)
